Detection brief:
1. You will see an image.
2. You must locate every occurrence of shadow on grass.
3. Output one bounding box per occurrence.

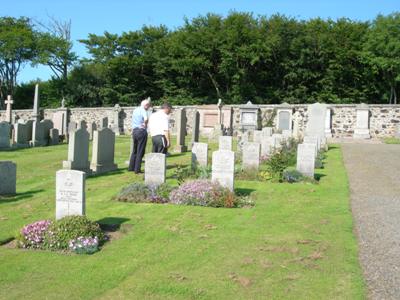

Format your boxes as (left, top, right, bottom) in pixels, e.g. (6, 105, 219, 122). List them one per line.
(314, 173, 326, 181)
(167, 152, 187, 158)
(235, 188, 256, 196)
(96, 217, 130, 232)
(88, 168, 125, 179)
(0, 189, 44, 204)
(328, 145, 339, 150)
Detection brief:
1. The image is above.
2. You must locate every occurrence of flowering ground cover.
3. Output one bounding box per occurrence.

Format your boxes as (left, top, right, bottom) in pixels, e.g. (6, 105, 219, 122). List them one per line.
(0, 137, 364, 299)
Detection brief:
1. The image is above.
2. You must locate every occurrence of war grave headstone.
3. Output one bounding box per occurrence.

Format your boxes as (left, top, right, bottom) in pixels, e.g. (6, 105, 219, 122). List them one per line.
(212, 150, 235, 191)
(56, 169, 85, 220)
(63, 127, 91, 174)
(261, 137, 274, 157)
(219, 136, 232, 151)
(90, 127, 118, 174)
(296, 143, 316, 178)
(191, 142, 208, 168)
(144, 153, 166, 185)
(242, 142, 260, 170)
(0, 161, 16, 195)
(0, 122, 11, 149)
(262, 127, 273, 138)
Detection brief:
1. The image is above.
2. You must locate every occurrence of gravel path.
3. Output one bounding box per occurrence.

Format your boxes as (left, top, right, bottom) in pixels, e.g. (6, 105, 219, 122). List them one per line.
(342, 143, 400, 300)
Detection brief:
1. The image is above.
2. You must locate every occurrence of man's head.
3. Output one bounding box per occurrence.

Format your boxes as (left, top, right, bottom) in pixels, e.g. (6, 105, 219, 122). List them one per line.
(162, 102, 172, 115)
(141, 97, 151, 110)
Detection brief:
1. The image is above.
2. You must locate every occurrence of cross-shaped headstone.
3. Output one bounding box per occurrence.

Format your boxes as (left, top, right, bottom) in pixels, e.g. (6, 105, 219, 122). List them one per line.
(5, 95, 13, 123)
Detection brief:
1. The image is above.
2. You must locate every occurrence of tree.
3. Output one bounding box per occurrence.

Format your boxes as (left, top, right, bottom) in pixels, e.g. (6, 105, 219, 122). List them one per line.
(363, 13, 400, 104)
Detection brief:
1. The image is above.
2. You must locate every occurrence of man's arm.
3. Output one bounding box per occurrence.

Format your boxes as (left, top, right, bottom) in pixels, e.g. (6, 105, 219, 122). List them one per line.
(164, 130, 171, 148)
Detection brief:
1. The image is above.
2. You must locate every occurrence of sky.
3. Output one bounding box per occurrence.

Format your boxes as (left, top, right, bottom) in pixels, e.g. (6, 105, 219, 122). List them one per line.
(3, 0, 399, 83)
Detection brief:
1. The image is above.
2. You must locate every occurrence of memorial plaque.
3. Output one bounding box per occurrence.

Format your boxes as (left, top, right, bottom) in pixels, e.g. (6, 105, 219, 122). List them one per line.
(296, 143, 316, 178)
(204, 113, 218, 128)
(144, 153, 166, 185)
(56, 170, 85, 220)
(278, 111, 291, 130)
(212, 150, 234, 191)
(242, 142, 260, 170)
(242, 112, 256, 124)
(192, 142, 208, 168)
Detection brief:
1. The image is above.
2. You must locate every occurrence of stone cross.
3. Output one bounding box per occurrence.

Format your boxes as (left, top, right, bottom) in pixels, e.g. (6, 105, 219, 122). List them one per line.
(5, 95, 13, 123)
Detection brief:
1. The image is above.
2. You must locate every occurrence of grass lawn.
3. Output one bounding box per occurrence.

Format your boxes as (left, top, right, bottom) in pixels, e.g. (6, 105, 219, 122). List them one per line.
(0, 137, 364, 299)
(382, 137, 400, 144)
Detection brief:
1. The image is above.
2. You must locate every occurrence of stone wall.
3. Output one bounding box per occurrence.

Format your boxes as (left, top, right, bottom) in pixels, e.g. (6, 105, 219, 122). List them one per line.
(1, 104, 399, 138)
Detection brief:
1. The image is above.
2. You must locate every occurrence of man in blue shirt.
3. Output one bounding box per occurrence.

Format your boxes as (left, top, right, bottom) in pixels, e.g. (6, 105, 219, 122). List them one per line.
(128, 98, 151, 173)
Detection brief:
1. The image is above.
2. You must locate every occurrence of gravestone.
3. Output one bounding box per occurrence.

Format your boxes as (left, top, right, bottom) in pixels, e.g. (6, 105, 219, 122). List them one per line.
(303, 136, 320, 154)
(353, 104, 371, 139)
(239, 101, 260, 131)
(0, 161, 16, 195)
(30, 120, 47, 147)
(144, 153, 166, 185)
(52, 111, 67, 136)
(305, 103, 327, 145)
(238, 130, 249, 153)
(296, 143, 316, 178)
(25, 120, 34, 141)
(100, 117, 108, 129)
(282, 129, 292, 139)
(67, 121, 77, 134)
(174, 108, 187, 153)
(42, 119, 54, 144)
(56, 169, 85, 220)
(77, 120, 87, 130)
(191, 110, 200, 148)
(111, 104, 122, 135)
(277, 103, 293, 131)
(261, 137, 274, 157)
(87, 122, 97, 140)
(262, 127, 273, 138)
(325, 108, 332, 138)
(242, 142, 260, 170)
(90, 127, 118, 174)
(4, 95, 13, 123)
(63, 128, 91, 174)
(272, 133, 283, 150)
(212, 150, 235, 191)
(191, 142, 208, 168)
(13, 122, 30, 148)
(49, 128, 59, 145)
(0, 122, 11, 149)
(253, 130, 263, 144)
(219, 136, 232, 150)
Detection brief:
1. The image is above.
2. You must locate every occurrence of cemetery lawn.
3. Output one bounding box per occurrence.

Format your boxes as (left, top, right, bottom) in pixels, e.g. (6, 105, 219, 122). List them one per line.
(0, 138, 364, 299)
(383, 137, 400, 144)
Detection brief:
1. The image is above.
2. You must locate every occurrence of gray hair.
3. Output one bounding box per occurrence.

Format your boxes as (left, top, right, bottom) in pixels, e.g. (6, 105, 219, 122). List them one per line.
(141, 97, 151, 107)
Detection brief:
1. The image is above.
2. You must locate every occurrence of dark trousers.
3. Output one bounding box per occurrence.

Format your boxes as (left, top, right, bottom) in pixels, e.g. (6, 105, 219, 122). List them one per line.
(128, 128, 148, 173)
(152, 135, 167, 154)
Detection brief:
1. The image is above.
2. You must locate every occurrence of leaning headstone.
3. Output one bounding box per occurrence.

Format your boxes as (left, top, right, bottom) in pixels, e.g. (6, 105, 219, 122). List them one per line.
(191, 110, 200, 148)
(87, 122, 97, 140)
(63, 128, 91, 174)
(13, 122, 30, 148)
(90, 127, 118, 174)
(296, 143, 316, 178)
(253, 130, 263, 144)
(211, 150, 234, 191)
(0, 122, 11, 149)
(262, 127, 273, 138)
(144, 153, 166, 186)
(219, 136, 232, 150)
(56, 169, 85, 220)
(0, 161, 16, 195)
(242, 142, 260, 170)
(192, 142, 208, 168)
(174, 108, 187, 153)
(49, 128, 59, 145)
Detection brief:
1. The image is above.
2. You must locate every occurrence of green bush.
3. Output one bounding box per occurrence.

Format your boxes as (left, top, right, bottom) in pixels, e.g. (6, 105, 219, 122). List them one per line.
(44, 216, 104, 250)
(315, 151, 325, 169)
(282, 167, 304, 183)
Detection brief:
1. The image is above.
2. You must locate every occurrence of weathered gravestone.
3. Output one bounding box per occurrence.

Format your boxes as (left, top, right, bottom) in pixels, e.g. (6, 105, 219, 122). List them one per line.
(296, 143, 316, 178)
(77, 120, 87, 130)
(191, 142, 208, 168)
(305, 103, 327, 146)
(63, 128, 91, 174)
(303, 136, 320, 155)
(219, 136, 232, 150)
(13, 122, 30, 148)
(0, 161, 16, 195)
(30, 120, 47, 147)
(56, 169, 85, 220)
(25, 120, 34, 142)
(90, 127, 118, 174)
(0, 122, 11, 149)
(87, 122, 97, 140)
(49, 128, 59, 145)
(262, 127, 273, 138)
(261, 137, 274, 157)
(52, 111, 67, 136)
(242, 142, 260, 170)
(191, 110, 200, 148)
(253, 130, 263, 144)
(144, 153, 166, 185)
(212, 150, 234, 191)
(174, 108, 187, 153)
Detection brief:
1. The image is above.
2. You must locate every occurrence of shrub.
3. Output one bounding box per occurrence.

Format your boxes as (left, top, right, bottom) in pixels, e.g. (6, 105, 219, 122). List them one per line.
(44, 216, 104, 250)
(148, 183, 173, 203)
(69, 236, 99, 255)
(116, 182, 151, 203)
(315, 151, 325, 169)
(17, 220, 52, 249)
(282, 167, 304, 183)
(169, 180, 236, 208)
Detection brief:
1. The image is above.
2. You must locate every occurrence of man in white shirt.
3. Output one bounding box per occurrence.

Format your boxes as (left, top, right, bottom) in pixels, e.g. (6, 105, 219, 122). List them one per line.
(148, 102, 172, 154)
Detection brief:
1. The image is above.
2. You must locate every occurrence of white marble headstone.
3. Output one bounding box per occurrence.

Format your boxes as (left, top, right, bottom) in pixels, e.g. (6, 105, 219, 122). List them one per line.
(192, 142, 208, 168)
(219, 136, 232, 151)
(242, 142, 260, 170)
(144, 153, 166, 185)
(296, 143, 316, 178)
(212, 150, 234, 191)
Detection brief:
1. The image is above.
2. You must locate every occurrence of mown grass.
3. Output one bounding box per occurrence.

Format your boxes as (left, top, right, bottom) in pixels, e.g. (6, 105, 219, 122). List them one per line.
(0, 137, 364, 299)
(382, 137, 400, 144)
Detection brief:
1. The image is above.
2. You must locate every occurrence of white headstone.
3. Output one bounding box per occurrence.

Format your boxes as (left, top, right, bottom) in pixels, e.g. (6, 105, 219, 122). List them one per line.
(296, 143, 316, 178)
(262, 127, 273, 138)
(192, 142, 208, 168)
(211, 150, 234, 191)
(90, 127, 118, 174)
(0, 161, 16, 195)
(253, 130, 263, 144)
(242, 142, 260, 170)
(0, 122, 11, 149)
(56, 169, 85, 220)
(353, 104, 371, 139)
(63, 128, 91, 173)
(261, 137, 274, 157)
(305, 103, 327, 145)
(303, 136, 320, 155)
(5, 95, 13, 124)
(219, 136, 232, 150)
(144, 153, 166, 185)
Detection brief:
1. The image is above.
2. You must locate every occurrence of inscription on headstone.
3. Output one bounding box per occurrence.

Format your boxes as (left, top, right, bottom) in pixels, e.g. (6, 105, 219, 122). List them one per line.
(144, 153, 166, 185)
(56, 170, 85, 220)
